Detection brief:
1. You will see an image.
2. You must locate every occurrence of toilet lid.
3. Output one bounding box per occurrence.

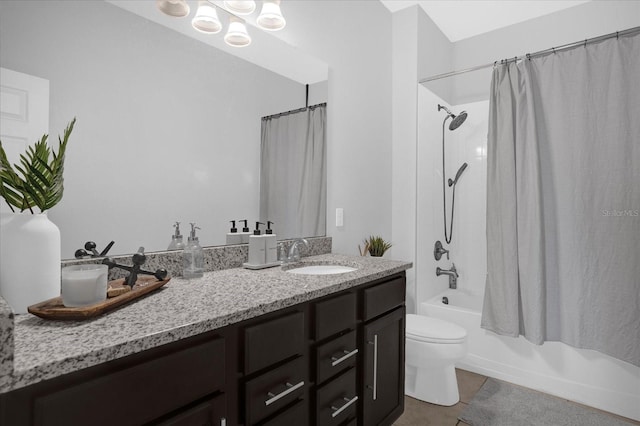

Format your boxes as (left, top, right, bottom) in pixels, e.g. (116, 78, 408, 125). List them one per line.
(406, 314, 467, 344)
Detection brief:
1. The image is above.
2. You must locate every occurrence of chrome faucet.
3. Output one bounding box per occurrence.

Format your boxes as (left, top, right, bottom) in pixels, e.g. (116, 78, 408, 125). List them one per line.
(436, 263, 458, 289)
(287, 238, 309, 263)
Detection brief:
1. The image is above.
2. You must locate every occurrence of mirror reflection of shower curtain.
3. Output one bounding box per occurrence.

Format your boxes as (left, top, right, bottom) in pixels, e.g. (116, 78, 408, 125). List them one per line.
(260, 104, 326, 240)
(481, 32, 640, 366)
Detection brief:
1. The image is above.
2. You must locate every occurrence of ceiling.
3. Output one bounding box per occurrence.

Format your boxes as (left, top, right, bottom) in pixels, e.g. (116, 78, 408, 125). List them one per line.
(379, 0, 589, 42)
(108, 1, 590, 84)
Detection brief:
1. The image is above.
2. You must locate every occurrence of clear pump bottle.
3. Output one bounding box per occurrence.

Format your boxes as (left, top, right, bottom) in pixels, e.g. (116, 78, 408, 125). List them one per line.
(183, 223, 204, 279)
(167, 221, 186, 250)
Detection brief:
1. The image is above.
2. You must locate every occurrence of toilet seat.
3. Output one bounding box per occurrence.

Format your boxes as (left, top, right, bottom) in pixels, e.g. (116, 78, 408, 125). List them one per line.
(406, 314, 466, 344)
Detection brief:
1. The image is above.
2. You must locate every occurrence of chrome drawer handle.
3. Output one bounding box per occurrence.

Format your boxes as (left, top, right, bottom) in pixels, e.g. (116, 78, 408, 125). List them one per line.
(367, 335, 378, 400)
(331, 395, 359, 418)
(265, 380, 305, 406)
(331, 348, 358, 367)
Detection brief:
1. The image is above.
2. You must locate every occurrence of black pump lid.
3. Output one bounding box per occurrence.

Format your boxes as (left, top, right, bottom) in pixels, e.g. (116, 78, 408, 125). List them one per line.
(266, 221, 274, 234)
(253, 221, 264, 235)
(239, 219, 249, 232)
(229, 220, 237, 233)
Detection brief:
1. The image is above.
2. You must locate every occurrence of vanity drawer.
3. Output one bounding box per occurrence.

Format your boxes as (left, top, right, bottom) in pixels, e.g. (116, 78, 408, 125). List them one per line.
(315, 368, 357, 426)
(244, 311, 305, 375)
(315, 330, 358, 385)
(362, 276, 405, 321)
(33, 338, 225, 426)
(314, 292, 356, 341)
(244, 357, 306, 425)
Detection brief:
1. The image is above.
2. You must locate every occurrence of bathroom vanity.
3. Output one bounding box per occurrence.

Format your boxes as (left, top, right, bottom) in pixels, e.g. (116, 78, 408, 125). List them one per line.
(0, 254, 411, 426)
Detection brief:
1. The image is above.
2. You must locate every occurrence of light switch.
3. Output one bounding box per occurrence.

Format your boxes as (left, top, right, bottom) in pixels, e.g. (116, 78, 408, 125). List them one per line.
(336, 208, 344, 227)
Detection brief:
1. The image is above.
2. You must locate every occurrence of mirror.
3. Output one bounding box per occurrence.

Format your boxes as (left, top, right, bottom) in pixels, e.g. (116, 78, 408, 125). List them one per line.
(0, 0, 328, 259)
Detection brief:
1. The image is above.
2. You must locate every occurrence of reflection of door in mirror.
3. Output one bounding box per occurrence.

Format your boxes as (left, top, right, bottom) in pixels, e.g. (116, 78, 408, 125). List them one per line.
(0, 68, 50, 214)
(260, 103, 327, 240)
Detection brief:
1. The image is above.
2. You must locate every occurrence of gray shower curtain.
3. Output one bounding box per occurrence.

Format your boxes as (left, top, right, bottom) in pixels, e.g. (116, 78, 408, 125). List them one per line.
(260, 104, 326, 240)
(482, 33, 640, 366)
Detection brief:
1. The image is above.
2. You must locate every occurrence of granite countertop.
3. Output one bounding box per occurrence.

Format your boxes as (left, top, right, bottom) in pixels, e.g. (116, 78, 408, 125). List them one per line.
(1, 254, 411, 394)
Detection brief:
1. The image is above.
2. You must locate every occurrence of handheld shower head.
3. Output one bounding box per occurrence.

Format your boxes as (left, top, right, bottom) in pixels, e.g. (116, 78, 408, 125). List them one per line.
(438, 104, 468, 131)
(448, 162, 468, 187)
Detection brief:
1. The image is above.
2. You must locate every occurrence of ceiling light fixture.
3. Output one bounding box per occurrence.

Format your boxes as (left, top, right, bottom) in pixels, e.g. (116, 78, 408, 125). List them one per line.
(192, 0, 222, 33)
(157, 0, 286, 48)
(223, 1, 256, 16)
(224, 16, 252, 47)
(256, 0, 286, 31)
(156, 0, 190, 18)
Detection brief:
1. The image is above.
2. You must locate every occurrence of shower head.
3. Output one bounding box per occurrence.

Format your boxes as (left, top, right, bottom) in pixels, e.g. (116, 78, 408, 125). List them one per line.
(449, 111, 467, 130)
(438, 104, 468, 131)
(448, 162, 468, 187)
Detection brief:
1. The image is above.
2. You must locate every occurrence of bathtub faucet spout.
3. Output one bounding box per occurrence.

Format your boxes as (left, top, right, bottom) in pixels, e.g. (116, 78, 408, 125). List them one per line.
(436, 263, 458, 289)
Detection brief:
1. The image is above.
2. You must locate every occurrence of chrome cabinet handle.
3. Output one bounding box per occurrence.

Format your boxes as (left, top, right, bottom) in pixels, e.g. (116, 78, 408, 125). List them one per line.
(265, 381, 305, 406)
(331, 348, 359, 367)
(220, 418, 226, 426)
(367, 335, 378, 400)
(330, 395, 359, 418)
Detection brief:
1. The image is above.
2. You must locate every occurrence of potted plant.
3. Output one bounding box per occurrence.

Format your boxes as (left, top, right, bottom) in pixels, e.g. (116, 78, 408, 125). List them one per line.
(0, 118, 76, 313)
(359, 235, 392, 257)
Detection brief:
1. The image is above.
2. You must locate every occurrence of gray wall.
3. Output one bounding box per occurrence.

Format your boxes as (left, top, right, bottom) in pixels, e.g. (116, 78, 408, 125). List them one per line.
(0, 1, 326, 257)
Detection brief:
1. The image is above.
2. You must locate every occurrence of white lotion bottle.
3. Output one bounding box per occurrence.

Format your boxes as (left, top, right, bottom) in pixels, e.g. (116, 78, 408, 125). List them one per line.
(264, 221, 278, 264)
(247, 222, 266, 266)
(238, 219, 251, 244)
(226, 220, 242, 245)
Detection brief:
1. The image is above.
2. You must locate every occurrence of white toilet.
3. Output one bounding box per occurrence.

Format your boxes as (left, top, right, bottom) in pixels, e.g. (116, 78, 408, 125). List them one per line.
(405, 314, 468, 406)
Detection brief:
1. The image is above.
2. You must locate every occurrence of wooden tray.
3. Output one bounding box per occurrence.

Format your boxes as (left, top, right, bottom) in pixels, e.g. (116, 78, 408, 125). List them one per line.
(27, 275, 171, 320)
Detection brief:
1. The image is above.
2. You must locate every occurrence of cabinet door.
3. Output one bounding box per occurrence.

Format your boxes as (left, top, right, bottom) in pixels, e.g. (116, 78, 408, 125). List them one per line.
(361, 307, 405, 426)
(154, 393, 226, 426)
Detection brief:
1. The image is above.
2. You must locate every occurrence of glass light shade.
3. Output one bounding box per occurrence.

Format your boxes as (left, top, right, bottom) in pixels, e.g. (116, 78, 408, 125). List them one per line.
(257, 1, 286, 31)
(192, 1, 222, 33)
(224, 17, 251, 47)
(156, 0, 190, 17)
(223, 0, 256, 15)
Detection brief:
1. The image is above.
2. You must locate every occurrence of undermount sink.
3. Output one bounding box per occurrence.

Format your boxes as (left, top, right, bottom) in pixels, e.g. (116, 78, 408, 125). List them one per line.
(286, 264, 358, 275)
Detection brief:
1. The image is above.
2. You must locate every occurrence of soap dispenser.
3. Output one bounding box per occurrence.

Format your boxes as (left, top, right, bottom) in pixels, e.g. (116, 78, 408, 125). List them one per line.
(264, 221, 278, 264)
(226, 220, 242, 245)
(246, 222, 266, 266)
(183, 223, 204, 279)
(167, 222, 186, 250)
(238, 219, 251, 244)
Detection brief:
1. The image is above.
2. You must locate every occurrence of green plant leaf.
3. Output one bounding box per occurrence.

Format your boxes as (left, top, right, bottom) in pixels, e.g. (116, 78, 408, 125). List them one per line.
(0, 118, 76, 213)
(360, 235, 392, 257)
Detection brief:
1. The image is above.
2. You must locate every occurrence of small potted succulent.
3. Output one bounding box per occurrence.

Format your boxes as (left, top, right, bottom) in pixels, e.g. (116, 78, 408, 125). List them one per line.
(359, 235, 392, 257)
(0, 118, 76, 313)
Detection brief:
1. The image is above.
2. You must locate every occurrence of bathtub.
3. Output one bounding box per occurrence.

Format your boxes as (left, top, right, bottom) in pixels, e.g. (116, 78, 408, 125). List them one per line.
(420, 289, 640, 421)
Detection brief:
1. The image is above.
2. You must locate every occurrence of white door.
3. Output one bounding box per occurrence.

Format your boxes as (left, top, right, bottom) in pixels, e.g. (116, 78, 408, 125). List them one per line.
(0, 67, 50, 213)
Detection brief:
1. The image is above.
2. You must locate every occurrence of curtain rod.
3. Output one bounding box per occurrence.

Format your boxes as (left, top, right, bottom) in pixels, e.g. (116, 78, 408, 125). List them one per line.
(418, 25, 640, 84)
(262, 102, 326, 121)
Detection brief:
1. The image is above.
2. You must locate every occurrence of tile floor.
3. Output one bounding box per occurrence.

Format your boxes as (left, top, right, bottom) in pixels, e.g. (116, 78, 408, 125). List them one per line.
(394, 369, 486, 426)
(394, 369, 640, 426)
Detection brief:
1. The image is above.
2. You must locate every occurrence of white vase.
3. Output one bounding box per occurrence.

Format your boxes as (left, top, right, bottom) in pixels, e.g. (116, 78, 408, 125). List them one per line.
(0, 212, 61, 313)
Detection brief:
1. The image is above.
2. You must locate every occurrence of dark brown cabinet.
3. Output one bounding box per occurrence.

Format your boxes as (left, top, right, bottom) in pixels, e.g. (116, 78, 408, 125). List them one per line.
(154, 394, 227, 426)
(0, 272, 406, 426)
(360, 276, 406, 426)
(361, 307, 405, 426)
